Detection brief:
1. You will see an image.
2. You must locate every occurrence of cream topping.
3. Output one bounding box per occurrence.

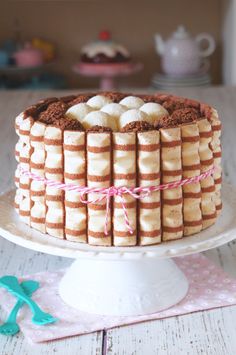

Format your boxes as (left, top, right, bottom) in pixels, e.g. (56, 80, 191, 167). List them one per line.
(82, 111, 118, 131)
(81, 42, 130, 58)
(140, 102, 168, 123)
(87, 95, 112, 109)
(66, 103, 93, 121)
(119, 109, 148, 129)
(119, 96, 144, 109)
(67, 95, 170, 131)
(101, 103, 126, 119)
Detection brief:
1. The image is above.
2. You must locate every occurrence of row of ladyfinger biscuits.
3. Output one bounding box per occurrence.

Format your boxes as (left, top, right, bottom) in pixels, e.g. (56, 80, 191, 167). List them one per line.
(14, 106, 222, 246)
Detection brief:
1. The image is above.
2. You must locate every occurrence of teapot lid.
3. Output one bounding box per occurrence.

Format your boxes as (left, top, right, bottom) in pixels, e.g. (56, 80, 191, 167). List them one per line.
(173, 26, 190, 39)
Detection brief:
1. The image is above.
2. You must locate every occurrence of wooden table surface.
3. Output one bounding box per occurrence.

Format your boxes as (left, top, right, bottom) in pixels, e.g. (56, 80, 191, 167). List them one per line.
(0, 87, 236, 355)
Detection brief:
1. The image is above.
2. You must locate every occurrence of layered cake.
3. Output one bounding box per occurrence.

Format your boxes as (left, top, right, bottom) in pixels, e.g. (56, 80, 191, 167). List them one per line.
(14, 92, 222, 246)
(81, 31, 131, 64)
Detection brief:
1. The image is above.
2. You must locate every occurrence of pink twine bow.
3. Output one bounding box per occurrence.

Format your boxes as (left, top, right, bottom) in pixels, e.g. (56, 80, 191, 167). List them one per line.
(19, 167, 215, 236)
(79, 186, 135, 235)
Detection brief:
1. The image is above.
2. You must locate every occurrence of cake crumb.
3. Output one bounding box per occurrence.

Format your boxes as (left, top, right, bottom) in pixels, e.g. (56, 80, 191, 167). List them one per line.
(163, 98, 200, 114)
(24, 98, 58, 118)
(60, 95, 77, 103)
(53, 117, 85, 131)
(200, 103, 212, 119)
(121, 121, 154, 132)
(38, 100, 85, 130)
(156, 108, 200, 129)
(137, 93, 169, 104)
(39, 101, 68, 124)
(87, 125, 112, 133)
(100, 92, 127, 103)
(68, 93, 95, 107)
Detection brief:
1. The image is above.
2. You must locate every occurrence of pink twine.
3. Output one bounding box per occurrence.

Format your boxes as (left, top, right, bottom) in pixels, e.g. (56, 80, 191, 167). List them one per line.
(19, 166, 215, 236)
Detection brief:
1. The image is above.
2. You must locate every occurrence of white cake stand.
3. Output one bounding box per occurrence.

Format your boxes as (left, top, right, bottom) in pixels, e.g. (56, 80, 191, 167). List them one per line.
(0, 185, 235, 316)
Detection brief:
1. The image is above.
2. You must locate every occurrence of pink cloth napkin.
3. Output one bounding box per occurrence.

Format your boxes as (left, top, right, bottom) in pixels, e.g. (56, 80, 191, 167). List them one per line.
(0, 253, 236, 343)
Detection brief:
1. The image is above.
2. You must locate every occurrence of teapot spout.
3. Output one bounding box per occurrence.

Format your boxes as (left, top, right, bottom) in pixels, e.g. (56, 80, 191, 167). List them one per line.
(154, 34, 165, 56)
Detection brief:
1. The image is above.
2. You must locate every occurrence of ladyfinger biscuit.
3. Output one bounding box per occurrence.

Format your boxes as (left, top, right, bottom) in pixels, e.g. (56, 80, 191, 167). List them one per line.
(161, 127, 183, 241)
(181, 123, 202, 235)
(113, 132, 137, 246)
(45, 126, 64, 239)
(138, 131, 161, 245)
(87, 132, 112, 246)
(64, 131, 86, 243)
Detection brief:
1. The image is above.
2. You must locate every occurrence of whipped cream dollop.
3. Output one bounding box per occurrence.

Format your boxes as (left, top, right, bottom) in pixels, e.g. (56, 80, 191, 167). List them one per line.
(66, 103, 93, 121)
(119, 96, 144, 109)
(87, 95, 112, 109)
(140, 102, 168, 123)
(101, 103, 126, 119)
(81, 42, 130, 59)
(67, 94, 170, 131)
(119, 109, 148, 129)
(82, 111, 118, 131)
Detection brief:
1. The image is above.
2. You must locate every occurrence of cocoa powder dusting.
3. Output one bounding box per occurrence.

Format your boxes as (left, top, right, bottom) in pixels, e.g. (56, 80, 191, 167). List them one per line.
(87, 125, 112, 133)
(185, 98, 200, 110)
(100, 91, 127, 102)
(26, 92, 204, 132)
(60, 95, 77, 103)
(200, 103, 212, 119)
(137, 93, 170, 104)
(53, 117, 85, 131)
(156, 108, 200, 129)
(171, 108, 200, 122)
(163, 97, 200, 114)
(38, 97, 58, 105)
(24, 97, 58, 118)
(38, 101, 85, 130)
(39, 101, 68, 124)
(68, 93, 95, 107)
(121, 121, 154, 132)
(163, 99, 186, 114)
(156, 93, 172, 104)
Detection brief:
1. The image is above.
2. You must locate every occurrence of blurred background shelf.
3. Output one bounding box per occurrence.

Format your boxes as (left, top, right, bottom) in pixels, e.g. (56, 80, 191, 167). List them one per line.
(0, 62, 55, 75)
(0, 63, 66, 90)
(0, 0, 231, 90)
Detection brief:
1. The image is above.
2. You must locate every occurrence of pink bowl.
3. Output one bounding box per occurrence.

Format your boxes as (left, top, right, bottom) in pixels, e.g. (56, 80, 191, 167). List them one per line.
(14, 46, 43, 67)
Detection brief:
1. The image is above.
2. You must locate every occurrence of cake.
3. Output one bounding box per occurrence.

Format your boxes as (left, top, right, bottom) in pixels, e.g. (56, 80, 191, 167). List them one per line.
(80, 31, 131, 64)
(14, 92, 222, 246)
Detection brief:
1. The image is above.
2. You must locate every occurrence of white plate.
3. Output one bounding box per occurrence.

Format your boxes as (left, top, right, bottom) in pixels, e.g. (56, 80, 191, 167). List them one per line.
(0, 185, 235, 261)
(152, 73, 211, 83)
(152, 82, 210, 89)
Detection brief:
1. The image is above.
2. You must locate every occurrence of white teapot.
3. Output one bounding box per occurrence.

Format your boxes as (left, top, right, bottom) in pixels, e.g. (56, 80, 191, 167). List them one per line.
(154, 26, 215, 76)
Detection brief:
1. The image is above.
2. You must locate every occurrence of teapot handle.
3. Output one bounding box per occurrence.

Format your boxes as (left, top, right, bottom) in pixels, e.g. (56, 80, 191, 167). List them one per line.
(196, 33, 216, 57)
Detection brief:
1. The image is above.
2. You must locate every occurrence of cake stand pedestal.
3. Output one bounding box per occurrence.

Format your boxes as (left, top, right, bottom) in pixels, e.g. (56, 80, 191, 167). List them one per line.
(73, 62, 143, 90)
(0, 185, 235, 316)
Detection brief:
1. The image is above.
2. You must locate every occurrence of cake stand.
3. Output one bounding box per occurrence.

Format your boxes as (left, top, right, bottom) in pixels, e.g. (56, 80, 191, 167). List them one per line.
(0, 184, 235, 316)
(73, 62, 143, 90)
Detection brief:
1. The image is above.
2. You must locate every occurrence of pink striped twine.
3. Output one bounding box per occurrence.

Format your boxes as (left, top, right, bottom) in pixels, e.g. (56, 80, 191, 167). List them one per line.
(19, 166, 215, 236)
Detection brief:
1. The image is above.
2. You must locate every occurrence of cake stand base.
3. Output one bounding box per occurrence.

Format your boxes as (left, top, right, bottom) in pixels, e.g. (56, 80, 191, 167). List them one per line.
(0, 185, 236, 317)
(59, 257, 188, 316)
(73, 62, 143, 90)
